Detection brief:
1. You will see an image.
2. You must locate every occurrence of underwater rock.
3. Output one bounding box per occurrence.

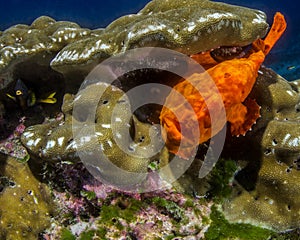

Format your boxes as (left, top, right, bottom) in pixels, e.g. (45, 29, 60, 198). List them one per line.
(0, 156, 54, 239)
(222, 67, 300, 231)
(21, 82, 166, 186)
(47, 186, 213, 239)
(50, 0, 269, 76)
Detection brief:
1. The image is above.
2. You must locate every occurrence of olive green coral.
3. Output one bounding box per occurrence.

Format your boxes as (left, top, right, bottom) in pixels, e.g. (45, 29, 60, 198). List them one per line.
(21, 83, 166, 187)
(50, 0, 269, 75)
(0, 157, 54, 240)
(0, 0, 269, 91)
(222, 68, 300, 231)
(0, 16, 96, 89)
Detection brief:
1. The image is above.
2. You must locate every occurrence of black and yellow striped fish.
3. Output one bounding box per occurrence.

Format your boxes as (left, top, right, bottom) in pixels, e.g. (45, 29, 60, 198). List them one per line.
(6, 79, 57, 110)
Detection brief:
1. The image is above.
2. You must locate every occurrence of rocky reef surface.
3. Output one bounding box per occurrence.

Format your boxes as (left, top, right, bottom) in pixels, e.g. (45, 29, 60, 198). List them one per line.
(0, 0, 299, 239)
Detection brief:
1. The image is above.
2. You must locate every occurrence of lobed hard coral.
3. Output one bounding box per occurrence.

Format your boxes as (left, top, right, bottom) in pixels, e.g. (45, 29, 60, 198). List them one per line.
(0, 16, 96, 90)
(159, 12, 286, 159)
(0, 0, 269, 92)
(50, 0, 269, 76)
(21, 82, 167, 187)
(0, 156, 54, 239)
(222, 68, 300, 231)
(1, 0, 298, 235)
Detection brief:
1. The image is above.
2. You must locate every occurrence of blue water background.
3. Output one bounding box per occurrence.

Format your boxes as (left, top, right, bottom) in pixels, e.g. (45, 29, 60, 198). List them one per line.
(0, 0, 299, 80)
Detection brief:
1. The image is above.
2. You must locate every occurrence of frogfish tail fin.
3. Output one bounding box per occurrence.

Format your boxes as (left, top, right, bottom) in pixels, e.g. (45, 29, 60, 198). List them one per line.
(253, 12, 287, 56)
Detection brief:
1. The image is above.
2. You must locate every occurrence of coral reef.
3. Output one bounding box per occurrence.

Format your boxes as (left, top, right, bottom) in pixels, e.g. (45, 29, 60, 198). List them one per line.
(0, 156, 54, 239)
(1, 0, 299, 237)
(0, 16, 95, 90)
(222, 68, 300, 231)
(0, 0, 269, 89)
(50, 0, 268, 76)
(21, 82, 166, 187)
(45, 174, 213, 240)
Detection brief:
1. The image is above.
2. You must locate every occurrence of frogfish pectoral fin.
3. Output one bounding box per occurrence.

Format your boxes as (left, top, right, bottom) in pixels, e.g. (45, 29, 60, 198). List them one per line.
(160, 109, 201, 160)
(228, 98, 260, 136)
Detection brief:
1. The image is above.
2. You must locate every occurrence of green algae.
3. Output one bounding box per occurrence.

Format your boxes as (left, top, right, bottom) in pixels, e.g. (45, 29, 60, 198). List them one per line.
(99, 198, 144, 226)
(183, 198, 195, 208)
(150, 197, 184, 222)
(79, 229, 107, 240)
(207, 159, 237, 201)
(205, 206, 274, 240)
(61, 229, 76, 240)
(80, 190, 97, 201)
(61, 228, 109, 240)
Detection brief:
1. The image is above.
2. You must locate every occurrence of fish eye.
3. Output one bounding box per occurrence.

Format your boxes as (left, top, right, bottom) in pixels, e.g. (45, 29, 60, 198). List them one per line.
(16, 90, 23, 96)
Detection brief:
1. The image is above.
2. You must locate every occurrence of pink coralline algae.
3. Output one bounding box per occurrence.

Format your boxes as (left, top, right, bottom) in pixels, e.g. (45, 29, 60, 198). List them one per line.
(83, 179, 113, 200)
(0, 120, 29, 161)
(49, 172, 213, 239)
(53, 191, 86, 216)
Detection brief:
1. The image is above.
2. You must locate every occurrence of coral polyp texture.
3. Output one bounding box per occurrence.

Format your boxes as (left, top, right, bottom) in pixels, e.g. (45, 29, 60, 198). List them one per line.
(0, 157, 54, 239)
(21, 82, 166, 186)
(0, 0, 269, 90)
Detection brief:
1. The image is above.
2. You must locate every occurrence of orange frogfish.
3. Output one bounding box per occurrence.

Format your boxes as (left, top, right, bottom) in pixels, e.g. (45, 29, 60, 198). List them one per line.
(159, 12, 287, 159)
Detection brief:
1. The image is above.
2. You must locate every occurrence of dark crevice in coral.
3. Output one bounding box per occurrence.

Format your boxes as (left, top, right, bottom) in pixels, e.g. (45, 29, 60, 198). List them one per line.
(111, 68, 182, 124)
(0, 59, 66, 140)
